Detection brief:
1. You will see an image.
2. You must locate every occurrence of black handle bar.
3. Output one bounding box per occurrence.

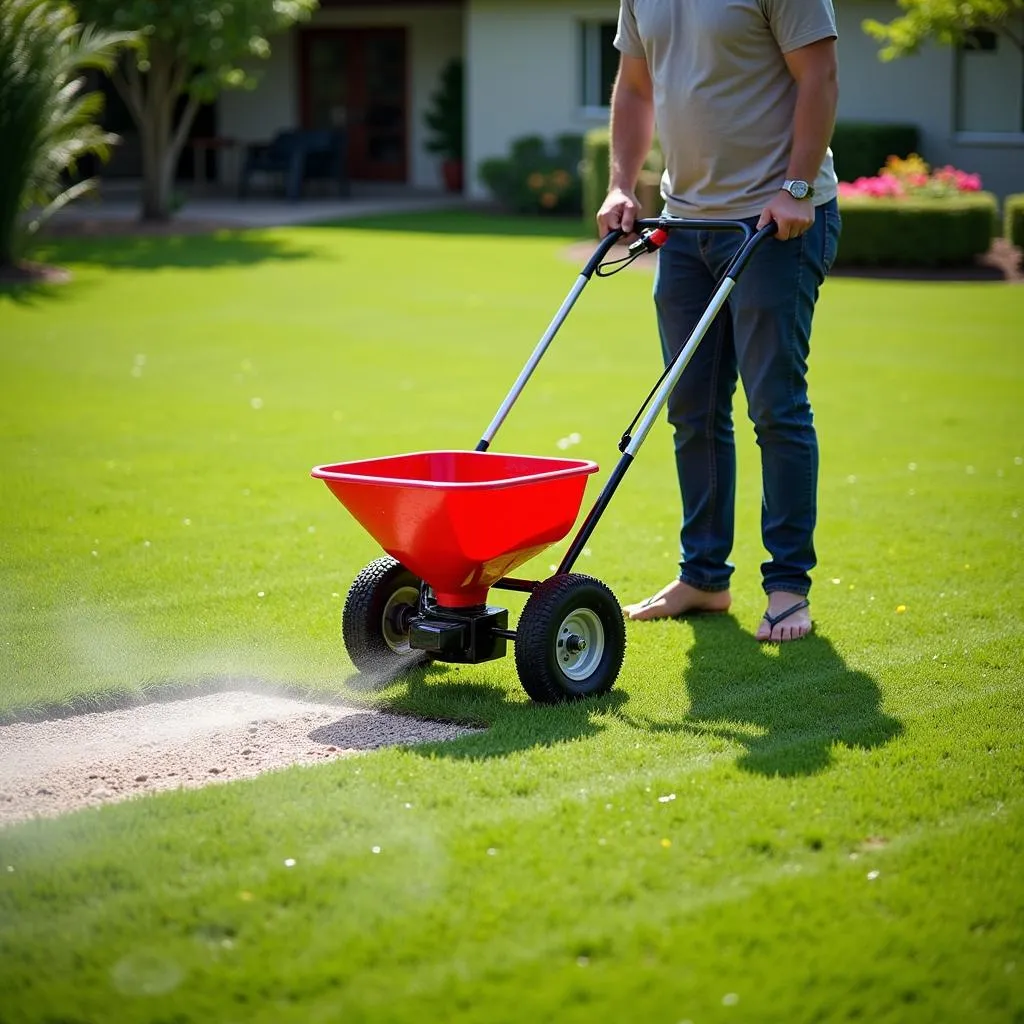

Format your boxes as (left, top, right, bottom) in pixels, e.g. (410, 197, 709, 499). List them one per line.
(582, 217, 777, 281)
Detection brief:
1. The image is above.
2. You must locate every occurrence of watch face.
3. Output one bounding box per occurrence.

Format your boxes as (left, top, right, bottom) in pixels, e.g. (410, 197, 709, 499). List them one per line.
(788, 180, 810, 200)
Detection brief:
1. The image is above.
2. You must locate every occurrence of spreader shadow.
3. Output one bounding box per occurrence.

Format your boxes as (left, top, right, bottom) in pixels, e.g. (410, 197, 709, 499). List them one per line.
(307, 711, 479, 751)
(626, 615, 903, 778)
(341, 658, 630, 761)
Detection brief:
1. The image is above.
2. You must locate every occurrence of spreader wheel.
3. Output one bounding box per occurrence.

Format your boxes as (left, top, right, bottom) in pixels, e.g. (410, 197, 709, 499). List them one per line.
(342, 557, 425, 676)
(514, 573, 626, 703)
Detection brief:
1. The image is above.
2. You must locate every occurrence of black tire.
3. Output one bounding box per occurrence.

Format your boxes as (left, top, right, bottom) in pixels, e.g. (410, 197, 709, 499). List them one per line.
(342, 557, 425, 677)
(514, 574, 626, 703)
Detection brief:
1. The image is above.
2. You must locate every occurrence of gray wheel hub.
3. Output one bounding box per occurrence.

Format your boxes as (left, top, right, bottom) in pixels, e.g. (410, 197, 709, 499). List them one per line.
(381, 585, 419, 653)
(556, 608, 604, 681)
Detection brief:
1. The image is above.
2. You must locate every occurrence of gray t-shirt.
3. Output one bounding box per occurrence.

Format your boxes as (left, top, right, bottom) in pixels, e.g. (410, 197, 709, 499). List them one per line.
(615, 0, 838, 219)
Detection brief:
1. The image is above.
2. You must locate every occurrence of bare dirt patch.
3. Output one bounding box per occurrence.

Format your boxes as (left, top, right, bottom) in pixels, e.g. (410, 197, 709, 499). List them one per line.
(0, 691, 478, 827)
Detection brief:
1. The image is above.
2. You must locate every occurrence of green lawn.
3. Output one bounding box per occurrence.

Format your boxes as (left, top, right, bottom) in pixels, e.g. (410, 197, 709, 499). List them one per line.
(1, 213, 1022, 1022)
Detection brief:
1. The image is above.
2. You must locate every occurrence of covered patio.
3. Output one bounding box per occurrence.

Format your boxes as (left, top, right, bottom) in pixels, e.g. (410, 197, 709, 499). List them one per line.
(43, 180, 475, 235)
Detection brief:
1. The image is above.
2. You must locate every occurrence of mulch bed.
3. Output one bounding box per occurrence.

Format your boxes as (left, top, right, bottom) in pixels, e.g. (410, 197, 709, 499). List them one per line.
(0, 261, 72, 285)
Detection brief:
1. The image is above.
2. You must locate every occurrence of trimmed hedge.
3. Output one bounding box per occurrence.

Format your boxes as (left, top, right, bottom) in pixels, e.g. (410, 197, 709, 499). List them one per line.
(834, 193, 998, 268)
(829, 121, 919, 183)
(581, 121, 920, 232)
(1004, 193, 1024, 248)
(581, 126, 663, 234)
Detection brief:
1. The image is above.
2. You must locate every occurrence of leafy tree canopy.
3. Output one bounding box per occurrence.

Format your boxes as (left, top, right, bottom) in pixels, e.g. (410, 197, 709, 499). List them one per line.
(71, 0, 318, 220)
(864, 0, 1024, 59)
(73, 0, 318, 99)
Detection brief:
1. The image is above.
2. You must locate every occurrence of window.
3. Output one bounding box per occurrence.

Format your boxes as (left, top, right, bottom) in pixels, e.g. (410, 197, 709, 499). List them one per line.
(955, 30, 1024, 135)
(963, 29, 998, 52)
(580, 21, 619, 109)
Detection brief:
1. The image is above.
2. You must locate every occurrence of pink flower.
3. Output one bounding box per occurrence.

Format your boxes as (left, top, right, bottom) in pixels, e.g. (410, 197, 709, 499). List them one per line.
(839, 162, 983, 200)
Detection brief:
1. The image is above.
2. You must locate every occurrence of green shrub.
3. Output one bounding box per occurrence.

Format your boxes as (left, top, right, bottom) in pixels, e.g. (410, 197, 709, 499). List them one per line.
(423, 58, 463, 162)
(830, 121, 920, 183)
(834, 193, 998, 267)
(478, 134, 584, 216)
(0, 0, 131, 267)
(582, 128, 611, 234)
(581, 126, 663, 234)
(1003, 193, 1024, 248)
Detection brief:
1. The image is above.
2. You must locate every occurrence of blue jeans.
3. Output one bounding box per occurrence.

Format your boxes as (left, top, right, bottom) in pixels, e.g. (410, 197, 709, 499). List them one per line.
(653, 198, 841, 597)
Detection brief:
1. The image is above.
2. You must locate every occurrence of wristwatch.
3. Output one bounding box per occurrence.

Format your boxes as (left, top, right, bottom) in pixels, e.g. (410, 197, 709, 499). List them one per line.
(781, 179, 814, 200)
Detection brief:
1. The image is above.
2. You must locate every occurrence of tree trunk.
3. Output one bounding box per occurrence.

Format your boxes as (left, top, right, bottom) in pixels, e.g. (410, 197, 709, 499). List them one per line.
(131, 44, 200, 223)
(139, 121, 175, 222)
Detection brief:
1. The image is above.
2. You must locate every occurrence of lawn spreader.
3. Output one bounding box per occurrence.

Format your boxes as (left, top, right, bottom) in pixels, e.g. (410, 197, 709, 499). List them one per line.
(312, 218, 777, 703)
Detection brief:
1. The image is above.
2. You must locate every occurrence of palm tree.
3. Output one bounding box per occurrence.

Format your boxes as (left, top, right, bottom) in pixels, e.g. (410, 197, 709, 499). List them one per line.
(0, 0, 133, 273)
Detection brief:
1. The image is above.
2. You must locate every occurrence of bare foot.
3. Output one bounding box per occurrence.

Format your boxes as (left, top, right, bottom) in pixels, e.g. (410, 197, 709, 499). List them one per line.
(755, 592, 812, 643)
(623, 580, 731, 621)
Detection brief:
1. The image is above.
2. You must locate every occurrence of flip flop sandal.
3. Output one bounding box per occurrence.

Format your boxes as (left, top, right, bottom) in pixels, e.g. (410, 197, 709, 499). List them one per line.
(761, 599, 811, 639)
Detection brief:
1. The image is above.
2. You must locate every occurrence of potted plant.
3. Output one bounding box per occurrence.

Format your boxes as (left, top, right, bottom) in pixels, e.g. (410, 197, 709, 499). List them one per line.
(424, 58, 464, 192)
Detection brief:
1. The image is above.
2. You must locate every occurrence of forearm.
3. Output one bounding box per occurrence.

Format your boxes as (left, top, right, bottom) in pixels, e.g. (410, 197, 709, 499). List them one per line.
(786, 69, 838, 183)
(609, 79, 655, 193)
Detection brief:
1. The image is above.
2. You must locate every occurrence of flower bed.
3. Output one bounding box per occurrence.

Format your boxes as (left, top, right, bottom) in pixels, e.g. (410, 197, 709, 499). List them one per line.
(839, 154, 983, 201)
(835, 155, 997, 268)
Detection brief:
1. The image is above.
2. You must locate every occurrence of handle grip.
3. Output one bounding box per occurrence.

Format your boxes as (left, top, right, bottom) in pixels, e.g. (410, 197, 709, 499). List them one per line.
(585, 217, 775, 279)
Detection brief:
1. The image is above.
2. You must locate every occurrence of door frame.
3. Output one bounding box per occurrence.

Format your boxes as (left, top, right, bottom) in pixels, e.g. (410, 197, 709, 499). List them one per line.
(297, 26, 409, 183)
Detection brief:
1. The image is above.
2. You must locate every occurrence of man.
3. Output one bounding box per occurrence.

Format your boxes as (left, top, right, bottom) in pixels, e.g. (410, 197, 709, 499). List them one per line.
(598, 0, 842, 643)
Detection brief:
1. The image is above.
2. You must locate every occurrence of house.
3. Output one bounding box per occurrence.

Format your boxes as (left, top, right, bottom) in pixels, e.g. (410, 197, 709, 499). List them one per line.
(112, 0, 1021, 201)
(463, 0, 1023, 200)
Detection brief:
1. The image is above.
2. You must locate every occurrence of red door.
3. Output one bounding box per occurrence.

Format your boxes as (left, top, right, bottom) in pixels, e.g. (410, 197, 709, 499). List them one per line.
(300, 28, 408, 182)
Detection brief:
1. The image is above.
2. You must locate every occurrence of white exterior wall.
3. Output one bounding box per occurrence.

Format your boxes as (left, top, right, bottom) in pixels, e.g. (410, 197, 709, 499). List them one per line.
(218, 37, 297, 148)
(467, 0, 1022, 201)
(218, 5, 464, 189)
(836, 2, 1023, 200)
(466, 0, 617, 199)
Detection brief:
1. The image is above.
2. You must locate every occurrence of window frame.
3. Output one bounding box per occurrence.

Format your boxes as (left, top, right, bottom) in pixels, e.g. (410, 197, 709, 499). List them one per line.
(951, 27, 1024, 142)
(579, 19, 620, 116)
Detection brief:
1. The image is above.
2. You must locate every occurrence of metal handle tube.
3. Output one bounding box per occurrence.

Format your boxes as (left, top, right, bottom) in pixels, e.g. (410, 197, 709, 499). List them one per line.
(475, 275, 586, 451)
(557, 454, 634, 575)
(623, 277, 735, 457)
(475, 230, 625, 452)
(556, 282, 732, 575)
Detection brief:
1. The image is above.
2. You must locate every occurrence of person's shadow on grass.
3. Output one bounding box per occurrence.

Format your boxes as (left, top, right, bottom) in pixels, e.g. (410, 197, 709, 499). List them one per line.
(633, 615, 903, 777)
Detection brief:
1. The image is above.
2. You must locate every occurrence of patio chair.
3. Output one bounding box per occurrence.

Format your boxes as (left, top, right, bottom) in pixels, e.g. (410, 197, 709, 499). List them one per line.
(238, 129, 349, 201)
